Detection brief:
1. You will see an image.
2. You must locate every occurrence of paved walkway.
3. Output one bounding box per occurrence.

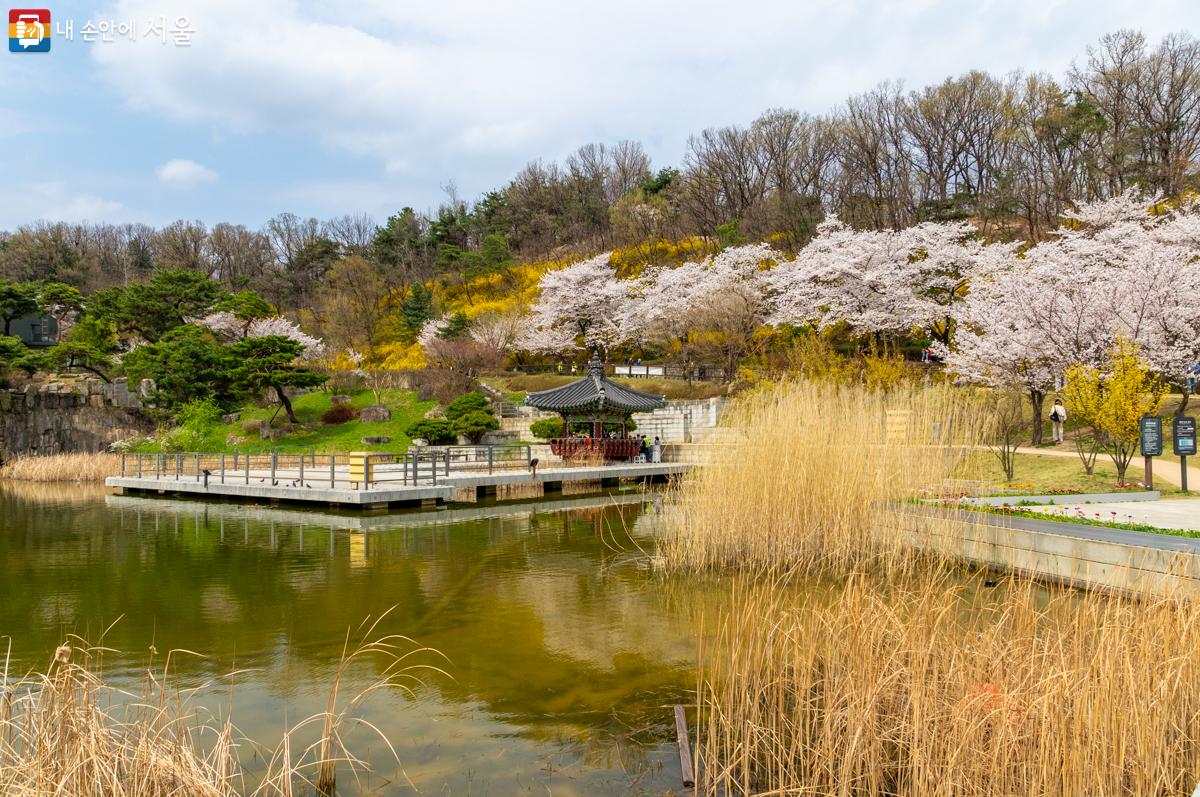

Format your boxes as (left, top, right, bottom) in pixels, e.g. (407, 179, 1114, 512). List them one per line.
(1022, 498, 1200, 533)
(1015, 446, 1200, 489)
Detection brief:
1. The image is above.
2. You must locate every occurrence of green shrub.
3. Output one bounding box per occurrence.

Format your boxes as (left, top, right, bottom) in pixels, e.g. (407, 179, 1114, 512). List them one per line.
(446, 392, 491, 421)
(321, 403, 358, 424)
(159, 397, 223, 451)
(452, 410, 499, 443)
(529, 417, 564, 440)
(404, 418, 456, 445)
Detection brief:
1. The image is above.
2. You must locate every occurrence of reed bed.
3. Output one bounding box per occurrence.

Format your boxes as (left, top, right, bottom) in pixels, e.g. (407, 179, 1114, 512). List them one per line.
(0, 614, 444, 796)
(0, 452, 121, 483)
(698, 571, 1200, 796)
(663, 379, 1200, 796)
(660, 379, 985, 575)
(0, 479, 109, 504)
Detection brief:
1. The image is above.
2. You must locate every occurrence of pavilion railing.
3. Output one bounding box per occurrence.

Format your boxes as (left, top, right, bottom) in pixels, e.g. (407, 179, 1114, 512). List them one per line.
(548, 438, 641, 461)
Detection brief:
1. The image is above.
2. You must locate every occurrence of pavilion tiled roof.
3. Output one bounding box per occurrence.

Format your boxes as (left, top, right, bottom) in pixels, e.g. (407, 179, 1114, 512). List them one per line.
(525, 356, 666, 415)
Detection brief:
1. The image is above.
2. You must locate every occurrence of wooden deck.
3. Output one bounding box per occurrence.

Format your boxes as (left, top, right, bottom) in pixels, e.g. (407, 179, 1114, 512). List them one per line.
(105, 461, 690, 510)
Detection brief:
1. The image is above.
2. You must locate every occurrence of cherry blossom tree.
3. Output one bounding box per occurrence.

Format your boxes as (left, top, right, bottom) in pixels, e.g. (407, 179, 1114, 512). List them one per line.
(768, 216, 1014, 347)
(631, 243, 776, 377)
(199, 311, 326, 361)
(946, 191, 1200, 442)
(519, 253, 639, 358)
(942, 260, 1061, 445)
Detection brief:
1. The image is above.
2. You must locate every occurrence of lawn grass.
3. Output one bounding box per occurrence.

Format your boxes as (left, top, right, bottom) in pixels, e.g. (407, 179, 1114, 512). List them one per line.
(962, 450, 1176, 496)
(193, 388, 435, 454)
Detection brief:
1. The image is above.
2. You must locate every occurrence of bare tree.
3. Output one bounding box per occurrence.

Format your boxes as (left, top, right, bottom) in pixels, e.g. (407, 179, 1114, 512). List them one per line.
(323, 213, 377, 255)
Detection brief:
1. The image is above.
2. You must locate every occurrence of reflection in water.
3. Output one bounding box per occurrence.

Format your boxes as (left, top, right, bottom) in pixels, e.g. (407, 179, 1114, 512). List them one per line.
(0, 484, 703, 795)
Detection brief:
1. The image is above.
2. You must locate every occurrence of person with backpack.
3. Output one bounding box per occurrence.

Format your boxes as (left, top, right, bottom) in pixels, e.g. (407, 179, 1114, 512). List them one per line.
(1049, 399, 1068, 444)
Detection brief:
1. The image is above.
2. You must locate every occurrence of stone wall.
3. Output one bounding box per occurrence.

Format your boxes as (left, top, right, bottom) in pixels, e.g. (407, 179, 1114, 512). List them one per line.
(631, 397, 727, 443)
(0, 378, 154, 461)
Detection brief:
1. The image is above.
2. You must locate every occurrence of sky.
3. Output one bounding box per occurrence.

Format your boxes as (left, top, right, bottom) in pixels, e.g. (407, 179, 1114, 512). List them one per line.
(0, 0, 1197, 230)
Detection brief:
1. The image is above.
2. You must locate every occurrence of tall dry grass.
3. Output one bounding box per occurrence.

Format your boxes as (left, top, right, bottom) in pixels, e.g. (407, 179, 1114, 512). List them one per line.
(0, 452, 120, 482)
(664, 379, 1200, 796)
(0, 615, 444, 796)
(660, 379, 984, 574)
(698, 571, 1200, 796)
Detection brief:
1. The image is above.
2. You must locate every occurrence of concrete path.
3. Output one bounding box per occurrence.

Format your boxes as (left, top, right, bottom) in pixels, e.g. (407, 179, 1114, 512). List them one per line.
(1015, 446, 1200, 489)
(1022, 498, 1200, 533)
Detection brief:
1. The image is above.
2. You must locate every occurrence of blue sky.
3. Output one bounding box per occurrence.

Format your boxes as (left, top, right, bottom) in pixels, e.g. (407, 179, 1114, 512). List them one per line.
(1, 0, 1196, 230)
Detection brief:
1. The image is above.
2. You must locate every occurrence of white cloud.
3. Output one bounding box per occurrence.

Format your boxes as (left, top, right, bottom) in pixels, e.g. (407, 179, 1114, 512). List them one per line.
(88, 0, 1196, 209)
(0, 182, 134, 227)
(156, 158, 218, 187)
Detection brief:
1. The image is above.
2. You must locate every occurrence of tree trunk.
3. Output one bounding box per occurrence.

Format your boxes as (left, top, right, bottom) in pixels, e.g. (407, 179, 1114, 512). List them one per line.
(1028, 389, 1045, 446)
(1111, 441, 1133, 484)
(2, 318, 10, 336)
(1179, 389, 1191, 416)
(274, 385, 298, 425)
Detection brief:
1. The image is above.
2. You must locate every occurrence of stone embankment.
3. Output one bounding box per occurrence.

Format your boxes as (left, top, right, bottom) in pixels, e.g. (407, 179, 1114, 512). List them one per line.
(0, 378, 154, 461)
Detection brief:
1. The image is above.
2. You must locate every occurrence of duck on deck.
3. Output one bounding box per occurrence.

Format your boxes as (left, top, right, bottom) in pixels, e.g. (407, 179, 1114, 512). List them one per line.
(526, 355, 665, 461)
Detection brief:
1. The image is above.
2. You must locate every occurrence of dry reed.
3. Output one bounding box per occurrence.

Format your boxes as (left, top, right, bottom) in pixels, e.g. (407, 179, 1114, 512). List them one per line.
(0, 452, 121, 483)
(0, 618, 444, 797)
(659, 379, 984, 575)
(663, 379, 1200, 796)
(698, 571, 1200, 796)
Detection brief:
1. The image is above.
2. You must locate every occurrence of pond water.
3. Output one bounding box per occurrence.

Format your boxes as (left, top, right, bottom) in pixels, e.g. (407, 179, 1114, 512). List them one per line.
(0, 483, 707, 795)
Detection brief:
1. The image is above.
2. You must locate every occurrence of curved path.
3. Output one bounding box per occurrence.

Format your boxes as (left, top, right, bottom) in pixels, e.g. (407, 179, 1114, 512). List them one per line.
(1014, 446, 1200, 489)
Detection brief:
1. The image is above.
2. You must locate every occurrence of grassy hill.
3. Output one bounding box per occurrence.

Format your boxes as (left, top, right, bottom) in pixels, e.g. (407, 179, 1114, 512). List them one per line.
(190, 388, 435, 454)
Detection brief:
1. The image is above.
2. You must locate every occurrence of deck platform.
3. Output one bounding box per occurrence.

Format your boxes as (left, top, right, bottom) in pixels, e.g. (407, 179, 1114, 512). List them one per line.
(105, 462, 689, 510)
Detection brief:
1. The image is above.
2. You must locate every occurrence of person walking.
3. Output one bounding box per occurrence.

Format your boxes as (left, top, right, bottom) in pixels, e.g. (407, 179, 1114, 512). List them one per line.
(1050, 399, 1068, 444)
(652, 436, 662, 463)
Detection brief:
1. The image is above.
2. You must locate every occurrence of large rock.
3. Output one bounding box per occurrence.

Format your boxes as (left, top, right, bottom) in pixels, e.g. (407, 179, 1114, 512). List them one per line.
(359, 404, 391, 423)
(362, 436, 391, 445)
(330, 395, 352, 405)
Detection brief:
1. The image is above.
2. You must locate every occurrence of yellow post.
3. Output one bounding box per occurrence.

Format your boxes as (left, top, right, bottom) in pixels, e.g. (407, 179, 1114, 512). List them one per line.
(348, 452, 372, 489)
(885, 409, 911, 445)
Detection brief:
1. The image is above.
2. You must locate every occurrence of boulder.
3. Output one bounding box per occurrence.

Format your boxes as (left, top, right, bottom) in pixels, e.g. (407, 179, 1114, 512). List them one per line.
(330, 395, 352, 405)
(221, 412, 241, 424)
(362, 436, 391, 445)
(359, 404, 391, 423)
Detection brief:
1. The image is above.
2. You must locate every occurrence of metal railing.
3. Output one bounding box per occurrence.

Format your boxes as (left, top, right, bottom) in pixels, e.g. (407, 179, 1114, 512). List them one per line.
(118, 444, 535, 491)
(411, 444, 533, 475)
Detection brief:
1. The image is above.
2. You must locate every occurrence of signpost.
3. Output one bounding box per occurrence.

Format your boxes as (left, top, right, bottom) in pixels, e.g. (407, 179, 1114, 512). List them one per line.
(885, 409, 911, 446)
(1139, 416, 1163, 489)
(1175, 416, 1197, 493)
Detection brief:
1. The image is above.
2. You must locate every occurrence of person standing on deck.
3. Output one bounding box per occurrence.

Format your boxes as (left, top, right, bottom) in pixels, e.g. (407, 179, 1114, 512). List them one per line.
(1049, 399, 1068, 444)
